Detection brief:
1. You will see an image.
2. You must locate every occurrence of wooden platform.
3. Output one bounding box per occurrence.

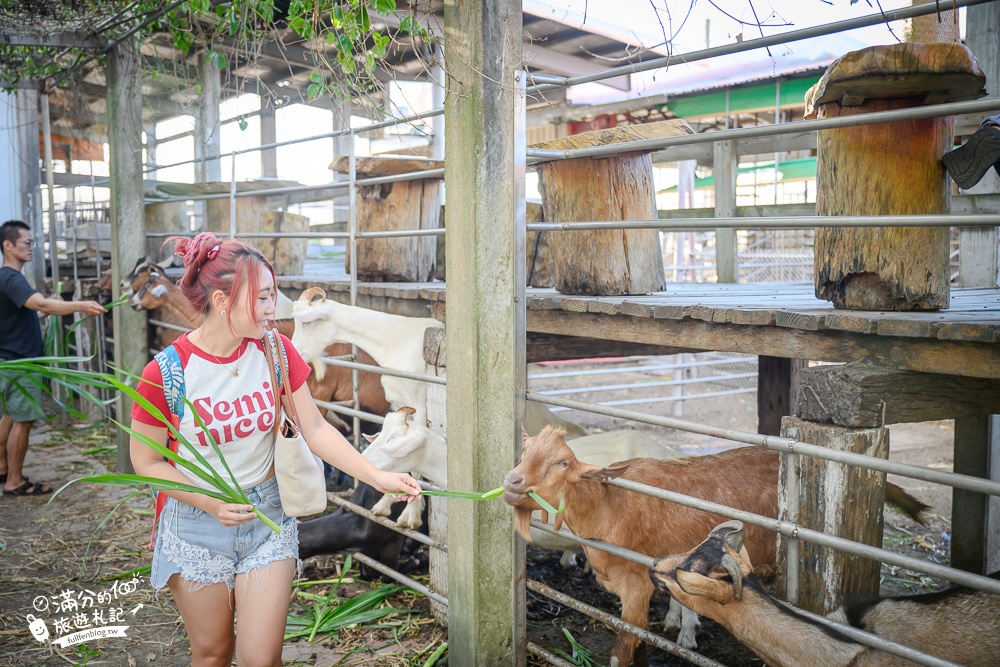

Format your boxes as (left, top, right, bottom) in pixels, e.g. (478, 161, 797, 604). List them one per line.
(279, 279, 1000, 378)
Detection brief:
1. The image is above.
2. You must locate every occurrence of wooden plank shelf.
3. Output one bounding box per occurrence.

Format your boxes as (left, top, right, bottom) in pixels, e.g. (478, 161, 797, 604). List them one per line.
(277, 279, 1000, 376)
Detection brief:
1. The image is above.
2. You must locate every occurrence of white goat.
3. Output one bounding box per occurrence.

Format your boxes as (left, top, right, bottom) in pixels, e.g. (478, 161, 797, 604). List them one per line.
(651, 520, 1000, 667)
(292, 287, 442, 428)
(363, 407, 698, 649)
(292, 287, 443, 529)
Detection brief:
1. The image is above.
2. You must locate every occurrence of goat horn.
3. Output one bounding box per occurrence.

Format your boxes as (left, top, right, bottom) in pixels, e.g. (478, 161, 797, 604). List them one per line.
(300, 287, 327, 304)
(710, 520, 746, 552)
(721, 553, 743, 601)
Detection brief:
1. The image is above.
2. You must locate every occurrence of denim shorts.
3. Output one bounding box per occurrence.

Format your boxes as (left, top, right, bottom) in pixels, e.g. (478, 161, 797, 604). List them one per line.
(151, 475, 299, 592)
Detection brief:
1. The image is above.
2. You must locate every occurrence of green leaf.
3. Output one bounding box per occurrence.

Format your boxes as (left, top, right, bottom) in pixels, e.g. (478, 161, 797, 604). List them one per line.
(307, 82, 322, 99)
(238, 116, 248, 132)
(372, 0, 396, 14)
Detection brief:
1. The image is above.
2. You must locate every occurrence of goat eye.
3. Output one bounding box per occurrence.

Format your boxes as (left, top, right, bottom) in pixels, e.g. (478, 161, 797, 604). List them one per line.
(560, 460, 568, 468)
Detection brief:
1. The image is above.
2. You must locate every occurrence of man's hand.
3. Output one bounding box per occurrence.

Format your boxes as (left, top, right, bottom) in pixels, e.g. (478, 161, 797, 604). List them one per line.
(76, 300, 106, 316)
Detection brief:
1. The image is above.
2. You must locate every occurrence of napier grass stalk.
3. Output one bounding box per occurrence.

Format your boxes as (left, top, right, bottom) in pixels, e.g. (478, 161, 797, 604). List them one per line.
(7, 355, 280, 535)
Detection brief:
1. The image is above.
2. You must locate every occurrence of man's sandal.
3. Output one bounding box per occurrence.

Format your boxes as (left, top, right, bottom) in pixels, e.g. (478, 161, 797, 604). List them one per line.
(3, 478, 53, 496)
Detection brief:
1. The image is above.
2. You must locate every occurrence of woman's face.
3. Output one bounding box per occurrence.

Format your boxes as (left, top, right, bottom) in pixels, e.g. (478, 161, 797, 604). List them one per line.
(229, 265, 277, 338)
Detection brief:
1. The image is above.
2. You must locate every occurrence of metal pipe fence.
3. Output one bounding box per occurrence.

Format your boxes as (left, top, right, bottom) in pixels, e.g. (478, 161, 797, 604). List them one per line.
(40, 8, 1000, 662)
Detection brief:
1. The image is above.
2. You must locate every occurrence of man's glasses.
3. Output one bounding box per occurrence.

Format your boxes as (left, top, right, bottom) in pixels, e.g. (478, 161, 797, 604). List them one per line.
(18, 240, 35, 248)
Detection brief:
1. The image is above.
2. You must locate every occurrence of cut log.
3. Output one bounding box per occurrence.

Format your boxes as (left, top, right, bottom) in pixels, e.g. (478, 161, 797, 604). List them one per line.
(808, 43, 986, 311)
(144, 201, 186, 260)
(777, 417, 888, 614)
(797, 363, 1000, 427)
(331, 155, 444, 282)
(206, 195, 269, 241)
(435, 202, 553, 287)
(255, 211, 310, 276)
(533, 120, 694, 296)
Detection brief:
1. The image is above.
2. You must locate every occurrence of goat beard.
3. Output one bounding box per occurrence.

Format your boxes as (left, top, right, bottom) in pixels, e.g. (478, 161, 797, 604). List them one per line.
(513, 507, 533, 541)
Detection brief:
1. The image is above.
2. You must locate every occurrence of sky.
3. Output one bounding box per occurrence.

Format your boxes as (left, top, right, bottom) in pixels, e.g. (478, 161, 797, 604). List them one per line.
(528, 0, 932, 53)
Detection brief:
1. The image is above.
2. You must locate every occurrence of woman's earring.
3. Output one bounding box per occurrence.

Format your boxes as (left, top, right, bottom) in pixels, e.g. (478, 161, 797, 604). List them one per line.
(220, 310, 226, 317)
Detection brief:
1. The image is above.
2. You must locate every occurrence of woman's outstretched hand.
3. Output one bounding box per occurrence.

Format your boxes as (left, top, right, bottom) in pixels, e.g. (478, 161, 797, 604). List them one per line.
(372, 471, 421, 502)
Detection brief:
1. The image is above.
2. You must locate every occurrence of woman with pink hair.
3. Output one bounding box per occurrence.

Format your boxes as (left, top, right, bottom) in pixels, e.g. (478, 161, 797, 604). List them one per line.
(130, 232, 420, 667)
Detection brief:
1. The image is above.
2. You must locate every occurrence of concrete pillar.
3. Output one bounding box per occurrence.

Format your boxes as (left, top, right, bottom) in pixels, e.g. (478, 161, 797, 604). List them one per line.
(15, 89, 45, 288)
(195, 51, 221, 183)
(260, 99, 277, 179)
(443, 0, 525, 663)
(107, 40, 149, 472)
(0, 91, 19, 224)
(144, 122, 158, 182)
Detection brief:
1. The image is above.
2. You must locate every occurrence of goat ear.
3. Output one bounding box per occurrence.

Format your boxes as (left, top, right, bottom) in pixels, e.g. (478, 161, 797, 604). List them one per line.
(521, 424, 530, 443)
(156, 256, 174, 270)
(361, 433, 376, 444)
(399, 406, 417, 419)
(580, 463, 629, 482)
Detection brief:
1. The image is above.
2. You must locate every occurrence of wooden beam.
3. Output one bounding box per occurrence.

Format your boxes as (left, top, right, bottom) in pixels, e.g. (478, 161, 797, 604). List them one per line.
(796, 363, 1000, 427)
(107, 40, 149, 472)
(952, 416, 1000, 574)
(423, 327, 693, 366)
(444, 0, 524, 662)
(713, 139, 737, 282)
(526, 310, 1000, 379)
(0, 32, 106, 49)
(758, 356, 804, 435)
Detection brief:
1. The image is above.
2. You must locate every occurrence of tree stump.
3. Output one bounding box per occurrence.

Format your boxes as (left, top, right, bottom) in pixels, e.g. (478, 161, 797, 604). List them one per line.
(777, 417, 889, 614)
(806, 43, 985, 310)
(435, 202, 553, 286)
(254, 211, 310, 276)
(145, 201, 186, 260)
(331, 156, 444, 282)
(533, 120, 694, 296)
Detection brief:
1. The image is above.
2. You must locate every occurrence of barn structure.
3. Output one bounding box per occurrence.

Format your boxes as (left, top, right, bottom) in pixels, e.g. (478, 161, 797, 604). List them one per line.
(3, 0, 1000, 665)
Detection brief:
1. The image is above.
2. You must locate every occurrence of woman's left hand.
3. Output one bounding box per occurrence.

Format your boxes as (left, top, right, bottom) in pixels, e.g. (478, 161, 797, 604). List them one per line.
(372, 471, 421, 502)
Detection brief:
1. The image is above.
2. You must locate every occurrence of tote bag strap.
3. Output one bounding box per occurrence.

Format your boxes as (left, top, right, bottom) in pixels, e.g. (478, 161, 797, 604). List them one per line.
(149, 344, 183, 550)
(263, 328, 303, 433)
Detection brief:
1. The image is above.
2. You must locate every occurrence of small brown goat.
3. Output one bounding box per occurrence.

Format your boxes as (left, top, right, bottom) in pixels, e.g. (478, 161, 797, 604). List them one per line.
(123, 258, 390, 431)
(650, 521, 1000, 667)
(503, 426, 780, 667)
(503, 426, 930, 667)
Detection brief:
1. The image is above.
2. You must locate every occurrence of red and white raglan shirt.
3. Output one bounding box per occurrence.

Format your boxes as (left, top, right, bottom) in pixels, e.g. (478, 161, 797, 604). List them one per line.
(131, 333, 312, 490)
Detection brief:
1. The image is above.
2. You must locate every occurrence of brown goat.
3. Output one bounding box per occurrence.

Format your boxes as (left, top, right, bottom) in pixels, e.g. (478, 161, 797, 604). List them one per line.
(123, 258, 390, 431)
(503, 427, 930, 667)
(651, 521, 1000, 667)
(503, 426, 779, 667)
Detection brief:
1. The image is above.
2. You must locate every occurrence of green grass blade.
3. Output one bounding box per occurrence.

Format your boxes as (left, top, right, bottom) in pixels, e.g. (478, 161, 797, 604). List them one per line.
(528, 491, 564, 516)
(422, 642, 448, 667)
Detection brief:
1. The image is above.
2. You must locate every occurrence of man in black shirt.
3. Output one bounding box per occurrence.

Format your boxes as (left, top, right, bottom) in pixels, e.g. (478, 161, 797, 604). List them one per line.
(0, 220, 105, 496)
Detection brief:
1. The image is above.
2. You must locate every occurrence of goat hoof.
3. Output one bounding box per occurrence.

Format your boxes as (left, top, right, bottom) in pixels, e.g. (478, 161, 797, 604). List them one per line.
(676, 630, 697, 651)
(371, 496, 395, 517)
(396, 518, 423, 531)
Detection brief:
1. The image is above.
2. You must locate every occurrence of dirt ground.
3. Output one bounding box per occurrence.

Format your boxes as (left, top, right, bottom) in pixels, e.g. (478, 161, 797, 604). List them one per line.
(0, 357, 956, 666)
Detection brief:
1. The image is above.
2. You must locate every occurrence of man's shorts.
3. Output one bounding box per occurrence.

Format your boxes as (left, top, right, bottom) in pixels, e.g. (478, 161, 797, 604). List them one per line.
(0, 371, 47, 423)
